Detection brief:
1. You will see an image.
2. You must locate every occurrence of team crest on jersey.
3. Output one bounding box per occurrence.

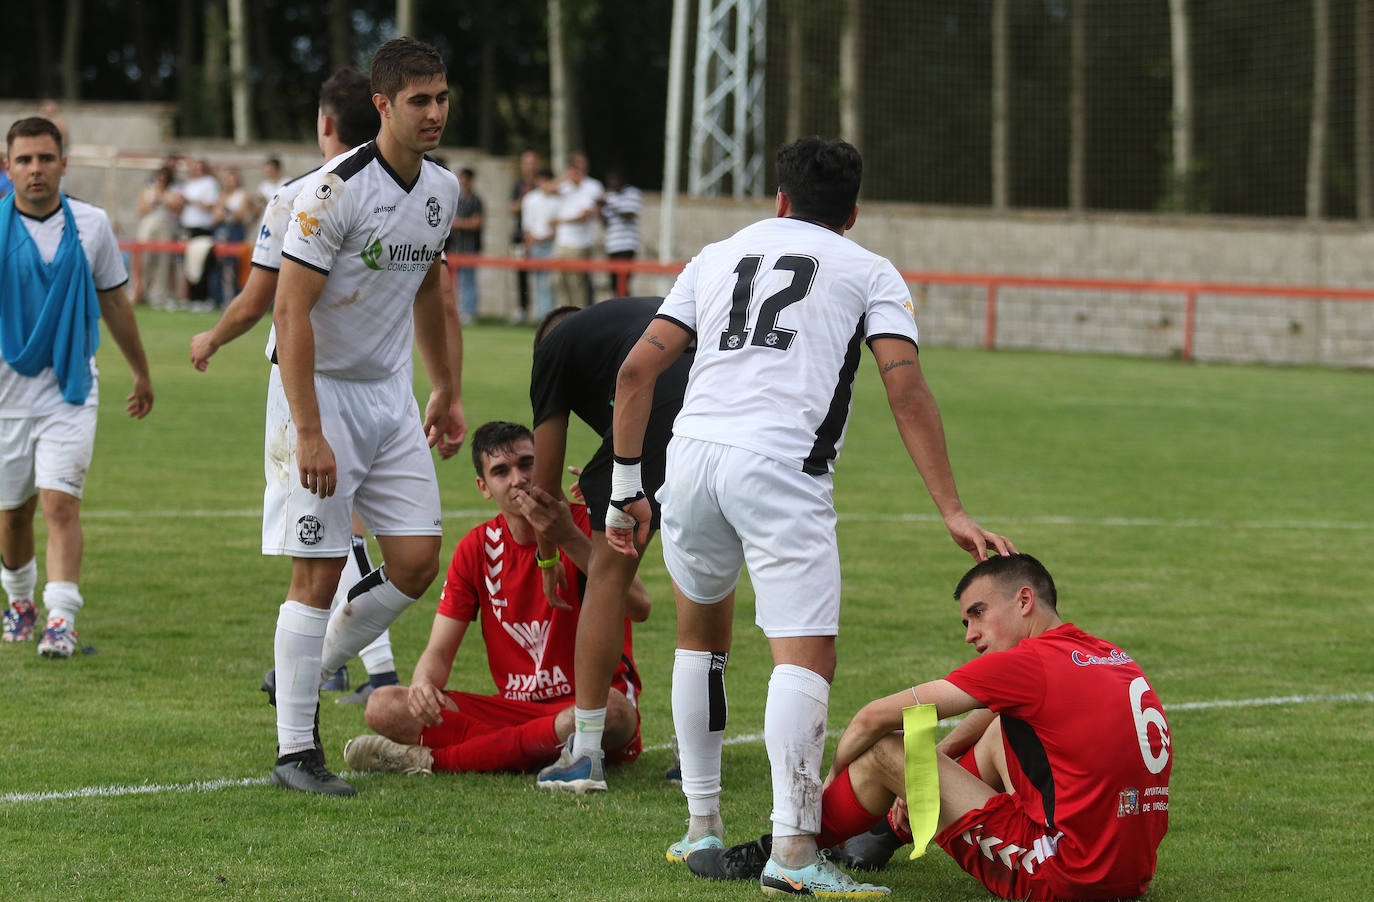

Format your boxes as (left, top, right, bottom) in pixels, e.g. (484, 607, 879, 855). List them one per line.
(296, 211, 320, 238)
(425, 196, 442, 228)
(1117, 788, 1140, 817)
(296, 515, 324, 545)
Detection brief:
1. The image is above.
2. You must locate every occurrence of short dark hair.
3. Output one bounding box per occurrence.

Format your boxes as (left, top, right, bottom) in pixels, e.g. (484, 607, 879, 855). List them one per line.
(471, 421, 534, 478)
(459, 167, 475, 179)
(775, 136, 862, 230)
(319, 67, 380, 148)
(954, 553, 1058, 611)
(6, 117, 63, 156)
(533, 306, 582, 348)
(370, 37, 446, 101)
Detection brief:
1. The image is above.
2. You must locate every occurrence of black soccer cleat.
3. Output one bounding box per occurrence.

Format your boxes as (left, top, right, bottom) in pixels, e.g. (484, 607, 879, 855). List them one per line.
(260, 669, 277, 707)
(687, 833, 772, 881)
(270, 749, 356, 796)
(829, 819, 909, 872)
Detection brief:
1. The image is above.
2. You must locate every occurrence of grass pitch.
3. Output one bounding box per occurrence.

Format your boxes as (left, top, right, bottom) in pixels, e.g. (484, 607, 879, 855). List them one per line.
(1, 310, 1370, 900)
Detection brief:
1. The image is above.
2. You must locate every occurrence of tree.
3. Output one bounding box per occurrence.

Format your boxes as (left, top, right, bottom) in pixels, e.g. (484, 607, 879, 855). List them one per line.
(1168, 0, 1194, 210)
(1068, 0, 1086, 210)
(1308, 0, 1330, 220)
(991, 0, 1009, 208)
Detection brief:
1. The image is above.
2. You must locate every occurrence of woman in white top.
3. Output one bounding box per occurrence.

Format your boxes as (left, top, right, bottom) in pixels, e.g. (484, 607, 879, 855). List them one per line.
(134, 166, 177, 309)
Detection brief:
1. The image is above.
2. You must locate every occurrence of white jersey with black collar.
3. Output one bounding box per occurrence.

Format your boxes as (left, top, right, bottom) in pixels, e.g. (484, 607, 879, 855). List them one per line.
(276, 142, 459, 381)
(656, 216, 919, 475)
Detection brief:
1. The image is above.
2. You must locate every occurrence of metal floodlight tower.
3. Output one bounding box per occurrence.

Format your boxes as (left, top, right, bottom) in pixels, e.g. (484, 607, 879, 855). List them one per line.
(688, 0, 767, 198)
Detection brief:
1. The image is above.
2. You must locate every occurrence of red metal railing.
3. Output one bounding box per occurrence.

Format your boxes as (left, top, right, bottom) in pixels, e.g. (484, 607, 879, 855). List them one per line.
(122, 241, 1374, 362)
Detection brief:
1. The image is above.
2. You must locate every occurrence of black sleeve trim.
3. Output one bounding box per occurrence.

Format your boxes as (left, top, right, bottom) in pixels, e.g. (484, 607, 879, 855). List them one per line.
(864, 332, 919, 351)
(280, 251, 330, 276)
(652, 312, 696, 338)
(250, 261, 281, 273)
(95, 278, 130, 294)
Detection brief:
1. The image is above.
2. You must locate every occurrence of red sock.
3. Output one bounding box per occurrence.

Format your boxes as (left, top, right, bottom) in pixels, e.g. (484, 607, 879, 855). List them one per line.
(430, 712, 561, 773)
(886, 808, 914, 843)
(419, 709, 480, 748)
(815, 767, 884, 849)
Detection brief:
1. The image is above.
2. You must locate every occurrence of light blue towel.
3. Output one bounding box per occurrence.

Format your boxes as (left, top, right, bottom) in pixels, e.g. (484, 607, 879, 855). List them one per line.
(0, 193, 102, 405)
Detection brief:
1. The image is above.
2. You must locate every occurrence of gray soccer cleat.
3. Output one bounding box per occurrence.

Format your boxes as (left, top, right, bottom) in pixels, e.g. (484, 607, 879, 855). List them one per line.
(343, 734, 435, 775)
(270, 749, 356, 796)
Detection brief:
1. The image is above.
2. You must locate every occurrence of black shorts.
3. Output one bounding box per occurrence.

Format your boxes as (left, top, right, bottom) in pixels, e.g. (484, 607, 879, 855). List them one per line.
(579, 404, 675, 532)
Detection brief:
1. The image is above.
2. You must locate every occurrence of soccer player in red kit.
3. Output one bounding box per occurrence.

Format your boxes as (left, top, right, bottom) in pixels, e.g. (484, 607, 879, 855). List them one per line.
(696, 553, 1172, 901)
(342, 421, 647, 778)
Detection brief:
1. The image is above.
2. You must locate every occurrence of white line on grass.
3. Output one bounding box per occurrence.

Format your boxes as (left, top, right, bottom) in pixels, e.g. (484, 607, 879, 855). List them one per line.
(3, 692, 1368, 806)
(79, 509, 1374, 531)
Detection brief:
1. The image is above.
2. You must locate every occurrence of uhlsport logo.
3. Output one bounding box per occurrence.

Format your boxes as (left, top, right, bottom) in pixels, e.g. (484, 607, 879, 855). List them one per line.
(360, 228, 384, 270)
(296, 515, 324, 545)
(425, 196, 442, 227)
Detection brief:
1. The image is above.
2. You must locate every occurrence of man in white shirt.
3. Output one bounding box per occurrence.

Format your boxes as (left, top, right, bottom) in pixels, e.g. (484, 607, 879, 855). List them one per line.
(0, 117, 154, 658)
(521, 168, 561, 321)
(265, 37, 463, 796)
(606, 136, 1014, 896)
(552, 151, 603, 308)
(170, 157, 220, 305)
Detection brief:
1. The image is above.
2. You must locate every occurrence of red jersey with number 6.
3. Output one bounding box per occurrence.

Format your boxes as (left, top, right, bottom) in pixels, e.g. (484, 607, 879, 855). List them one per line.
(945, 623, 1171, 898)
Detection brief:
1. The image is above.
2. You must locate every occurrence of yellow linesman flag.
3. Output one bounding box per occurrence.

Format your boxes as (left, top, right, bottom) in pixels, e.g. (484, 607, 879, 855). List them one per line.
(902, 703, 940, 859)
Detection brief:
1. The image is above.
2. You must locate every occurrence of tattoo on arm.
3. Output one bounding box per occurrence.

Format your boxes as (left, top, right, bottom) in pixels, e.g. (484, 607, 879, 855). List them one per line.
(646, 333, 666, 351)
(883, 358, 915, 373)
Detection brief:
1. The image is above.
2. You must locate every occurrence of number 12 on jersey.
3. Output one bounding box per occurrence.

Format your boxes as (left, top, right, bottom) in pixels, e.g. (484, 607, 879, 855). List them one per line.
(719, 254, 819, 352)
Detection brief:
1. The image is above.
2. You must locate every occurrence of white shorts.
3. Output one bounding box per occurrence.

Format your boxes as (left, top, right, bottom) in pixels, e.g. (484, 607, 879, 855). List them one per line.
(0, 405, 98, 507)
(262, 365, 441, 558)
(658, 436, 841, 638)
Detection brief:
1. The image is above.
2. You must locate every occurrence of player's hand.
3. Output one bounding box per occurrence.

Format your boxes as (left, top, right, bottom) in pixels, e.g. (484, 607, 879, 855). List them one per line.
(435, 398, 467, 459)
(407, 679, 448, 727)
(943, 510, 1016, 562)
(126, 374, 154, 419)
(539, 560, 575, 612)
(189, 331, 218, 371)
(889, 798, 910, 835)
(566, 466, 584, 502)
(421, 388, 457, 450)
(514, 485, 580, 548)
(606, 495, 652, 558)
(295, 431, 337, 498)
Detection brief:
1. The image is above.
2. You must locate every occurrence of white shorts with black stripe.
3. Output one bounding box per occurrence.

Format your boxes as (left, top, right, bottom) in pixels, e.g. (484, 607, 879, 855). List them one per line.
(261, 365, 441, 558)
(657, 436, 841, 638)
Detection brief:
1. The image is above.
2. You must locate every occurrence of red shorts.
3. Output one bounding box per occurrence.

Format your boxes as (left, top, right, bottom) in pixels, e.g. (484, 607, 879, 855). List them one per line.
(444, 691, 642, 764)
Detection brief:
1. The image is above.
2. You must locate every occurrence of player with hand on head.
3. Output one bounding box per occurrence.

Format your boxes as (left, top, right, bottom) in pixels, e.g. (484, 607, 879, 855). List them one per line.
(608, 136, 1014, 896)
(342, 421, 648, 781)
(0, 117, 154, 657)
(522, 298, 693, 793)
(264, 38, 464, 796)
(697, 554, 1173, 902)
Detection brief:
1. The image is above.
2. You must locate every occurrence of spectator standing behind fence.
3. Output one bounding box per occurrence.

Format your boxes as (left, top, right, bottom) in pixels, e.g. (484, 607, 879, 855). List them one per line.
(257, 157, 284, 210)
(508, 150, 541, 324)
(134, 166, 177, 309)
(168, 157, 219, 309)
(449, 167, 484, 325)
(553, 151, 602, 308)
(213, 168, 252, 310)
(601, 169, 641, 295)
(522, 168, 560, 322)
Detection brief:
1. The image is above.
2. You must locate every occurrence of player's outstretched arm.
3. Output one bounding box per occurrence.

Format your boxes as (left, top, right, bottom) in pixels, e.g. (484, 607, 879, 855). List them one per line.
(871, 337, 1015, 562)
(190, 265, 277, 371)
(274, 259, 333, 497)
(96, 286, 153, 419)
(606, 320, 692, 557)
(412, 260, 456, 451)
(407, 613, 468, 727)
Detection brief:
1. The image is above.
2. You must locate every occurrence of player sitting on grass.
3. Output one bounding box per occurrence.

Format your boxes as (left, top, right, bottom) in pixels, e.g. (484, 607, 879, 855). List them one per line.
(690, 554, 1173, 901)
(343, 421, 648, 780)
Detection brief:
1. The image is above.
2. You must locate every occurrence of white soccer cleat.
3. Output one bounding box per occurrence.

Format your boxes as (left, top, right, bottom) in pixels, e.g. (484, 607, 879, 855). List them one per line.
(343, 734, 434, 775)
(37, 615, 77, 658)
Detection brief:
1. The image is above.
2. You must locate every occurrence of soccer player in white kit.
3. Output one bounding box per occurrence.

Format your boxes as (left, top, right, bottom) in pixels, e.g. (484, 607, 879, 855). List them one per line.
(0, 117, 154, 658)
(607, 137, 1016, 895)
(265, 38, 463, 795)
(190, 68, 466, 706)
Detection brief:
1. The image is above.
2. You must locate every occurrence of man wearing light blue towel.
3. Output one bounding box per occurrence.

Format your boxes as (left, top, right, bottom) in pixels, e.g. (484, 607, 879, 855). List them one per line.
(0, 117, 154, 658)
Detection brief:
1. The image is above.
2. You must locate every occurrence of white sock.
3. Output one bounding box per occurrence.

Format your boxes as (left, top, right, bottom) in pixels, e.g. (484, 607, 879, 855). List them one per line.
(673, 648, 728, 820)
(2, 558, 37, 606)
(42, 581, 83, 626)
(766, 664, 830, 842)
(275, 600, 330, 757)
(358, 630, 395, 676)
(570, 706, 607, 759)
(320, 566, 415, 677)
